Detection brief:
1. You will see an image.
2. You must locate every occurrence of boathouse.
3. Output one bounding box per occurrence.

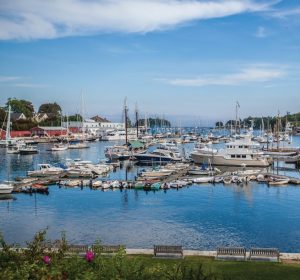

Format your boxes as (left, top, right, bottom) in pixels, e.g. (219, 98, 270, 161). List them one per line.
(0, 129, 31, 139)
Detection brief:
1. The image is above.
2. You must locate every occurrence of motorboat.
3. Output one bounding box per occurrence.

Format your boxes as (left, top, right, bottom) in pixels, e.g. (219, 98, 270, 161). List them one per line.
(133, 149, 182, 164)
(105, 145, 131, 161)
(51, 143, 68, 151)
(19, 144, 39, 155)
(27, 164, 65, 177)
(0, 183, 14, 194)
(68, 140, 89, 149)
(191, 135, 270, 167)
(102, 130, 137, 141)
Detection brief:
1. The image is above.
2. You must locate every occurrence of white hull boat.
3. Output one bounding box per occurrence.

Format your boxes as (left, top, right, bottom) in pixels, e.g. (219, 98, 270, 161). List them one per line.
(0, 184, 14, 194)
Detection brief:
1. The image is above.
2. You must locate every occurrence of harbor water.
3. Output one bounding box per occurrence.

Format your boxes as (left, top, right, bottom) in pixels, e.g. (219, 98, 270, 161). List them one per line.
(1, 137, 300, 252)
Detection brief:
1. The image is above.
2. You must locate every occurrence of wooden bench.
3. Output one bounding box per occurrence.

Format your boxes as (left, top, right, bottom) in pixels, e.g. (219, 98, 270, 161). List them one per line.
(153, 245, 183, 258)
(66, 245, 89, 255)
(92, 244, 122, 255)
(216, 247, 246, 261)
(249, 248, 280, 262)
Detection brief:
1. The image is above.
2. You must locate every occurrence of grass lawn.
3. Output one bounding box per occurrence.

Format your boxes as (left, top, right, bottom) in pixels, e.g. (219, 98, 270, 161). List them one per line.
(133, 255, 300, 280)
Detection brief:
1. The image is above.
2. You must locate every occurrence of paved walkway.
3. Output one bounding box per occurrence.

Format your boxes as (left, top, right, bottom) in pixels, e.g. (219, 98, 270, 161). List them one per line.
(126, 249, 300, 260)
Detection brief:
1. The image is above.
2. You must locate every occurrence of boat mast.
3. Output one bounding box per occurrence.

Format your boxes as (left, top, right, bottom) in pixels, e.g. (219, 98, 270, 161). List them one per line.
(81, 91, 85, 140)
(6, 104, 11, 146)
(124, 97, 128, 144)
(135, 102, 139, 139)
(277, 111, 280, 150)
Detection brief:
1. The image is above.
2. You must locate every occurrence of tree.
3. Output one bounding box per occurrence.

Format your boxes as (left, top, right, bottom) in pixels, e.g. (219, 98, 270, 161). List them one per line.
(6, 98, 34, 118)
(215, 121, 223, 128)
(0, 107, 6, 123)
(136, 118, 171, 128)
(64, 114, 83, 122)
(38, 102, 62, 115)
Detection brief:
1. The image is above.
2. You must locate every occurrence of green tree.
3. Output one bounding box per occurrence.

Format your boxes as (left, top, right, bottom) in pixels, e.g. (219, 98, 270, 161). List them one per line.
(215, 121, 223, 128)
(0, 107, 6, 123)
(137, 118, 171, 128)
(38, 102, 62, 115)
(64, 114, 83, 122)
(6, 98, 34, 118)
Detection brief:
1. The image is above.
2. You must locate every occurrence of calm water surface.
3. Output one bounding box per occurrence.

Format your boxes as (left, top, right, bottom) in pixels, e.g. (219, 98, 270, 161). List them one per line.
(0, 137, 300, 251)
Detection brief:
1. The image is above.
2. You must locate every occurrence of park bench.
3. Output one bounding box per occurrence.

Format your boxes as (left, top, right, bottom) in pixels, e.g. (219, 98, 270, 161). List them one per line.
(249, 248, 280, 262)
(216, 247, 246, 261)
(92, 244, 123, 255)
(153, 245, 183, 258)
(66, 245, 89, 255)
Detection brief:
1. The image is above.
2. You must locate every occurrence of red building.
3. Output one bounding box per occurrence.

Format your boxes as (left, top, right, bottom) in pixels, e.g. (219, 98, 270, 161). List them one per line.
(0, 129, 31, 139)
(31, 126, 67, 137)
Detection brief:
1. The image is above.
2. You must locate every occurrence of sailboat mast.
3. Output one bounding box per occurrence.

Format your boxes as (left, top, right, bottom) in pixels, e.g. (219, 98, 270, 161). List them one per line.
(124, 98, 128, 144)
(235, 102, 238, 136)
(135, 103, 139, 138)
(277, 112, 280, 150)
(6, 104, 11, 146)
(81, 92, 85, 138)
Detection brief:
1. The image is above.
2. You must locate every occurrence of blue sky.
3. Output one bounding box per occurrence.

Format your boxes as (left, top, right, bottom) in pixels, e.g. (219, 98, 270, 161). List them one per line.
(0, 0, 299, 125)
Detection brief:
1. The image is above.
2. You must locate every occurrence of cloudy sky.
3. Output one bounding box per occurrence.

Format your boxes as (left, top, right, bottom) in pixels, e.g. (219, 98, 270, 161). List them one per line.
(0, 0, 299, 125)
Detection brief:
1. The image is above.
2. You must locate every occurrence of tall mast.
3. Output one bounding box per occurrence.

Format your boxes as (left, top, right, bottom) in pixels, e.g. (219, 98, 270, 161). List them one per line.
(124, 97, 128, 144)
(135, 102, 139, 138)
(235, 101, 240, 136)
(6, 104, 11, 146)
(277, 111, 280, 150)
(81, 91, 85, 137)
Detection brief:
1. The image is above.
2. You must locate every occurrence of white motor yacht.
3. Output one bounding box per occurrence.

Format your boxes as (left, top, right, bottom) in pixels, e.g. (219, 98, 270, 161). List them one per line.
(191, 135, 271, 167)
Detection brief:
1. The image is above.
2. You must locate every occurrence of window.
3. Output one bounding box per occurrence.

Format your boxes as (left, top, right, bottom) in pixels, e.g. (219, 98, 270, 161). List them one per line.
(236, 155, 241, 158)
(231, 155, 235, 158)
(242, 155, 246, 158)
(239, 146, 243, 148)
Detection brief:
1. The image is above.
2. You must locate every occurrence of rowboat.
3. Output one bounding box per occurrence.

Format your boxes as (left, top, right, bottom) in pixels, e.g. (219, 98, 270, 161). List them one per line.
(193, 176, 214, 183)
(150, 182, 161, 190)
(268, 179, 289, 186)
(223, 177, 232, 184)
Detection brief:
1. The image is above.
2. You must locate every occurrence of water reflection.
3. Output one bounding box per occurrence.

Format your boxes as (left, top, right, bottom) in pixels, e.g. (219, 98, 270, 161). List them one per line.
(0, 138, 300, 251)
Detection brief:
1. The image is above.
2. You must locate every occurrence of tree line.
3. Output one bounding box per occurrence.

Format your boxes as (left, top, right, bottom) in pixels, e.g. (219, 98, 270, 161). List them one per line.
(215, 112, 300, 130)
(0, 98, 81, 130)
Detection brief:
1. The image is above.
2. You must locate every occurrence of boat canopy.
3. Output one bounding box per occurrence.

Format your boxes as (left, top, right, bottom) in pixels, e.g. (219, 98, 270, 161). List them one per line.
(128, 140, 144, 149)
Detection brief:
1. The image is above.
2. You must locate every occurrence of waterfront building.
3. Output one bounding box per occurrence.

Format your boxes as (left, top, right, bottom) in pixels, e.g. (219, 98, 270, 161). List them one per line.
(31, 126, 67, 137)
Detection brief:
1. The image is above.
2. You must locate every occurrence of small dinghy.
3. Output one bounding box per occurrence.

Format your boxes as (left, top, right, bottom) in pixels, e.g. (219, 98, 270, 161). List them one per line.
(223, 177, 232, 184)
(268, 178, 289, 186)
(193, 176, 214, 183)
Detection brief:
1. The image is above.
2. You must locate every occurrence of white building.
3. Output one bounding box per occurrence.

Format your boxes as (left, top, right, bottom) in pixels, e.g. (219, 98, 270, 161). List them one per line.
(62, 117, 125, 137)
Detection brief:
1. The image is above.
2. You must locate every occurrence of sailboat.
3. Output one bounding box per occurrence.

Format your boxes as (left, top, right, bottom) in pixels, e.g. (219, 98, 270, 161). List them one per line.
(0, 153, 14, 194)
(51, 112, 68, 151)
(69, 94, 89, 149)
(0, 105, 18, 148)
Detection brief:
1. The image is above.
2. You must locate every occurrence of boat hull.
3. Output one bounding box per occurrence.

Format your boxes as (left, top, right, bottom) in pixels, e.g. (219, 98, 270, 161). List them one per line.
(191, 153, 270, 167)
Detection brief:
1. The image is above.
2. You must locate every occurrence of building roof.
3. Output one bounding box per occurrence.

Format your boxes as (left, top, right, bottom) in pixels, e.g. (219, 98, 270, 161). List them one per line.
(11, 113, 26, 121)
(91, 115, 111, 123)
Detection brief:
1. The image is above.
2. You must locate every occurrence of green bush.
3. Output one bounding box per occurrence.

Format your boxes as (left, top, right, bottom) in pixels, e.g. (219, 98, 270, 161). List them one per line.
(0, 230, 219, 280)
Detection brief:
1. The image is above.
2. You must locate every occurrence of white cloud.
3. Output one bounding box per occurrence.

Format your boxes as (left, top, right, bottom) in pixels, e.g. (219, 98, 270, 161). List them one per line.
(165, 66, 285, 86)
(271, 7, 300, 18)
(13, 83, 49, 88)
(255, 26, 267, 38)
(0, 76, 21, 82)
(0, 0, 274, 40)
